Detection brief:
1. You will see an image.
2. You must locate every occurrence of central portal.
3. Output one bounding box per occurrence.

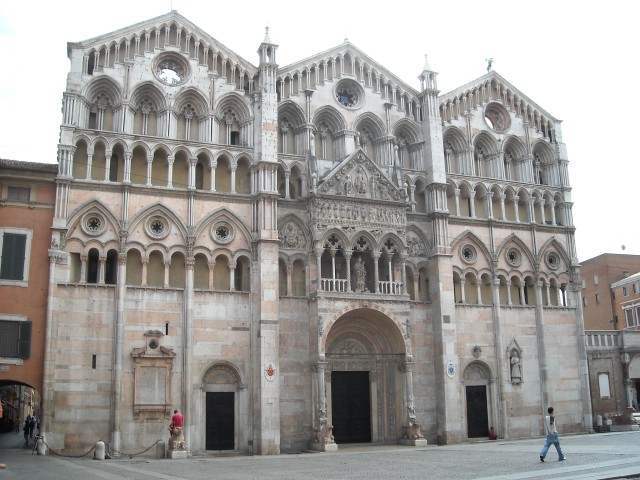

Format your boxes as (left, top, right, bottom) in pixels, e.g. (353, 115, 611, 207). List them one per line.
(331, 371, 371, 443)
(206, 392, 234, 450)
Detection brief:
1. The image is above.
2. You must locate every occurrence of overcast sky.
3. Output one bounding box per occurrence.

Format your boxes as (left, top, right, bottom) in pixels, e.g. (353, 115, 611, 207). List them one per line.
(0, 0, 636, 262)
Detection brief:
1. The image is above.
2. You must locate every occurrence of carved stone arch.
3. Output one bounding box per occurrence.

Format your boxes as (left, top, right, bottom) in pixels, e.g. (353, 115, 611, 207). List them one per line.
(450, 229, 493, 266)
(202, 361, 244, 386)
(130, 141, 152, 157)
(194, 207, 252, 248)
(353, 112, 385, 140)
(146, 244, 170, 263)
(232, 249, 252, 264)
(72, 134, 92, 150)
(66, 200, 121, 244)
(320, 230, 349, 250)
(321, 304, 411, 356)
(312, 105, 347, 133)
(91, 136, 111, 153)
(278, 214, 309, 250)
(83, 76, 123, 107)
(443, 126, 467, 153)
(392, 118, 422, 144)
(495, 233, 536, 270)
(472, 130, 499, 156)
(128, 203, 189, 243)
(531, 140, 556, 165)
(462, 360, 493, 382)
(278, 100, 306, 129)
(379, 232, 405, 255)
(502, 136, 527, 158)
(537, 237, 572, 273)
(210, 247, 234, 264)
(215, 91, 251, 121)
(173, 87, 209, 118)
(130, 81, 167, 112)
(405, 226, 429, 257)
(350, 231, 378, 252)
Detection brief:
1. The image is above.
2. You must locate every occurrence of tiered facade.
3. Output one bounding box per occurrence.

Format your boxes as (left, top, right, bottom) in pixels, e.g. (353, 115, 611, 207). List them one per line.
(43, 11, 591, 455)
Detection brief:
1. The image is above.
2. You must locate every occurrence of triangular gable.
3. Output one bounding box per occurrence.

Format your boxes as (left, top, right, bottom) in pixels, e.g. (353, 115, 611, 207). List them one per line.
(278, 41, 419, 96)
(68, 11, 256, 74)
(439, 70, 560, 122)
(317, 149, 405, 202)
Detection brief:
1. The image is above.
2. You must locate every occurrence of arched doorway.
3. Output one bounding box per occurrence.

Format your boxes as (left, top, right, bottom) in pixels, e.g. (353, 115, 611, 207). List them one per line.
(323, 308, 409, 444)
(200, 362, 246, 451)
(462, 361, 494, 439)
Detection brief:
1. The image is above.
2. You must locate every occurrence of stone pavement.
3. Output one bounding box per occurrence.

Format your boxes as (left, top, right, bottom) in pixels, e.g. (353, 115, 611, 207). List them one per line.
(1, 430, 640, 479)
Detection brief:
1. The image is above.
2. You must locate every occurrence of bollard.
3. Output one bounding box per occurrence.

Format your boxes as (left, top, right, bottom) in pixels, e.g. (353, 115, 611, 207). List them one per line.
(94, 441, 105, 460)
(36, 437, 46, 455)
(156, 441, 166, 459)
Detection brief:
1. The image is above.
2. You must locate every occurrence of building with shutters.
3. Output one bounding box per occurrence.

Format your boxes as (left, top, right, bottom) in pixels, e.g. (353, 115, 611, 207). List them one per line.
(42, 10, 592, 455)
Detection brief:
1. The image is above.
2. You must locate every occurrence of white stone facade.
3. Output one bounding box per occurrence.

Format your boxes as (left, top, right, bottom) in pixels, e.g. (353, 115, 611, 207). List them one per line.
(42, 11, 591, 455)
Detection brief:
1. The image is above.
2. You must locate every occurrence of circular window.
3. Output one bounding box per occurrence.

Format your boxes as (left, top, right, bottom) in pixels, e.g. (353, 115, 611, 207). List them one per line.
(82, 213, 106, 236)
(145, 216, 169, 239)
(334, 79, 364, 109)
(546, 252, 560, 270)
(460, 244, 477, 264)
(153, 53, 190, 86)
(211, 221, 234, 244)
(484, 102, 511, 133)
(148, 339, 159, 350)
(506, 248, 522, 267)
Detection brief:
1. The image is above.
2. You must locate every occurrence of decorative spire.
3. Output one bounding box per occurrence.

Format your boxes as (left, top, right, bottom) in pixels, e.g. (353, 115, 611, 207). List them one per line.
(422, 54, 431, 72)
(263, 25, 272, 44)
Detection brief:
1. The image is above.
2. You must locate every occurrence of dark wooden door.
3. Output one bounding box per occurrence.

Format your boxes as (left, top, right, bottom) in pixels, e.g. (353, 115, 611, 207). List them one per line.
(206, 392, 234, 450)
(331, 371, 371, 443)
(466, 385, 489, 438)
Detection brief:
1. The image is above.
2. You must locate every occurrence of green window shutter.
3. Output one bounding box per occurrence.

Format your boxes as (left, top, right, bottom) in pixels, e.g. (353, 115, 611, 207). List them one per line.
(18, 321, 31, 359)
(1, 233, 26, 280)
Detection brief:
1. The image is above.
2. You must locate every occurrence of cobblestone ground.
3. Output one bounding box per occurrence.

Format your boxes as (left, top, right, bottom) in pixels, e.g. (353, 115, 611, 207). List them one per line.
(1, 431, 640, 479)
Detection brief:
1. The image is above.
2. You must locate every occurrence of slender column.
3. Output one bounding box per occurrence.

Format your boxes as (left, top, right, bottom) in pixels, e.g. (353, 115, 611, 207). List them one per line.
(506, 280, 512, 305)
(230, 165, 237, 193)
(460, 279, 466, 304)
(469, 191, 476, 218)
(499, 194, 506, 221)
(400, 253, 407, 295)
(513, 198, 520, 223)
(535, 280, 550, 415)
(285, 172, 290, 199)
(98, 257, 106, 284)
(492, 277, 507, 438)
(373, 252, 380, 293)
(550, 201, 557, 225)
(167, 156, 175, 188)
(345, 251, 352, 292)
(210, 160, 217, 192)
(141, 260, 148, 287)
(123, 153, 131, 183)
(208, 261, 215, 289)
(111, 254, 127, 454)
(164, 261, 170, 288)
(183, 257, 195, 453)
(104, 154, 111, 181)
(519, 284, 526, 305)
(86, 152, 93, 180)
(229, 265, 236, 291)
(286, 265, 293, 296)
(315, 247, 322, 292)
(454, 189, 461, 216)
(80, 255, 87, 284)
(146, 155, 153, 186)
(476, 281, 482, 305)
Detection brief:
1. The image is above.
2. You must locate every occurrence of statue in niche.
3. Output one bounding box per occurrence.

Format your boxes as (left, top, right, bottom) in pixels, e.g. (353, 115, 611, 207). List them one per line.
(341, 174, 353, 195)
(510, 350, 522, 384)
(355, 171, 367, 195)
(354, 256, 367, 292)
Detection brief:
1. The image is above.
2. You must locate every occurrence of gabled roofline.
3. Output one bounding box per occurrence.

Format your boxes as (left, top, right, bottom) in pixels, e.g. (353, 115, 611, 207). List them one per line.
(438, 70, 561, 122)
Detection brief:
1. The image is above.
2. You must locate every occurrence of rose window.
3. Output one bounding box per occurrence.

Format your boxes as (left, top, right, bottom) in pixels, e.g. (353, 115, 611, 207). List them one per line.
(460, 244, 477, 264)
(506, 248, 522, 267)
(86, 216, 102, 232)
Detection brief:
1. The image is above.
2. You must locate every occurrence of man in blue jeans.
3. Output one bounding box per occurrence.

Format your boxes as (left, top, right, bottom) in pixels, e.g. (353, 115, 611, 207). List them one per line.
(540, 406, 566, 462)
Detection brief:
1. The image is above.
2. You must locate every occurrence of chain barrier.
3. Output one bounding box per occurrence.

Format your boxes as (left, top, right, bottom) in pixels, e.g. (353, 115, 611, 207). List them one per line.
(36, 436, 162, 459)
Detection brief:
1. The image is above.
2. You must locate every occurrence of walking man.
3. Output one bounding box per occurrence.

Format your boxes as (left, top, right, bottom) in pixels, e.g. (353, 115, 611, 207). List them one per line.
(539, 406, 566, 462)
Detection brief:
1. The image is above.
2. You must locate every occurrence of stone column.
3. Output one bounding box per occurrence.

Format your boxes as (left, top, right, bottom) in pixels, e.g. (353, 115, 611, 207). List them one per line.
(399, 357, 427, 445)
(492, 277, 507, 438)
(344, 251, 352, 292)
(111, 253, 127, 454)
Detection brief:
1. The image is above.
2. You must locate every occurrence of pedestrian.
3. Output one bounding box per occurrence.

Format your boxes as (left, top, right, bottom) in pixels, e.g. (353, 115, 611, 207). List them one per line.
(28, 415, 36, 438)
(539, 406, 566, 462)
(23, 419, 29, 445)
(14, 417, 20, 434)
(169, 409, 184, 435)
(489, 426, 497, 440)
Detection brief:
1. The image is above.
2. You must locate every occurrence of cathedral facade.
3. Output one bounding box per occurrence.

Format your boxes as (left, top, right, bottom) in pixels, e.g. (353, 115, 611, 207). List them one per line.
(43, 11, 591, 455)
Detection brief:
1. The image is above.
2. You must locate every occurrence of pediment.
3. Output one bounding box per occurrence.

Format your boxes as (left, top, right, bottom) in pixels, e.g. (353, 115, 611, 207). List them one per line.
(68, 11, 255, 73)
(317, 149, 405, 203)
(439, 71, 559, 122)
(278, 42, 419, 95)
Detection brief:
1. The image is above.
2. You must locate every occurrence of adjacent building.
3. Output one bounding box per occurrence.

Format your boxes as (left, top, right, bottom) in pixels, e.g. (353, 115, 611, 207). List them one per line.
(582, 254, 640, 422)
(0, 159, 58, 426)
(41, 11, 591, 455)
